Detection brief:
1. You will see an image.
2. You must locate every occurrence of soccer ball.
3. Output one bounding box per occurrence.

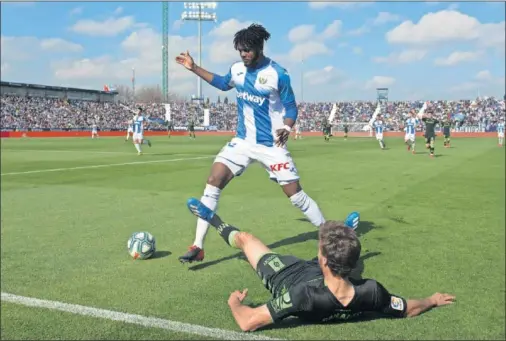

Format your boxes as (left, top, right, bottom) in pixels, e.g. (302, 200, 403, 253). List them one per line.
(127, 232, 156, 260)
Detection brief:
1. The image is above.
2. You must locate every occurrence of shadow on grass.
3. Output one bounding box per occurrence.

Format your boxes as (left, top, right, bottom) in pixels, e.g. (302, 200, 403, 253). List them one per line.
(150, 250, 172, 259)
(187, 221, 381, 273)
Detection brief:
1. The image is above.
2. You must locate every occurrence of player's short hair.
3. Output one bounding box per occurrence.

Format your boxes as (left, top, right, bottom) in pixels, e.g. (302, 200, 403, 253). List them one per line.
(319, 221, 361, 278)
(233, 24, 271, 51)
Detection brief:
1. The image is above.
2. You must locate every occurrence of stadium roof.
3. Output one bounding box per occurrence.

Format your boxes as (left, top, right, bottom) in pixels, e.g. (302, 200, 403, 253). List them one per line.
(0, 81, 118, 95)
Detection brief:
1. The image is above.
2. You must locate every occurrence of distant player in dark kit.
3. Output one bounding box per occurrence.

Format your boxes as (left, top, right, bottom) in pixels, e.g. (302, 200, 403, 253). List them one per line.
(167, 120, 174, 138)
(188, 120, 196, 139)
(418, 110, 440, 157)
(323, 119, 332, 142)
(343, 123, 349, 140)
(441, 117, 452, 148)
(185, 198, 456, 332)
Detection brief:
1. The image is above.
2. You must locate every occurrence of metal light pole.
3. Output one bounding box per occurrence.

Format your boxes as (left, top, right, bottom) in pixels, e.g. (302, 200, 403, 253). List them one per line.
(300, 58, 304, 102)
(181, 2, 217, 105)
(132, 67, 136, 102)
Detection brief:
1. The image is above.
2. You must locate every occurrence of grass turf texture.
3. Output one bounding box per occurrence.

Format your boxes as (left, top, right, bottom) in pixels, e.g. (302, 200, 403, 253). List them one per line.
(1, 135, 505, 340)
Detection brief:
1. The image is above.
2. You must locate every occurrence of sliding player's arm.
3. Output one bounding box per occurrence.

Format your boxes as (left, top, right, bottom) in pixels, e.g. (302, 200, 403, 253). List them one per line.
(227, 290, 273, 332)
(369, 280, 455, 318)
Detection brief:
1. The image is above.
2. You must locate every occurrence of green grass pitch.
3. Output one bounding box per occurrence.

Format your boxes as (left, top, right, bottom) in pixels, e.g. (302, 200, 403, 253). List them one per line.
(1, 135, 504, 340)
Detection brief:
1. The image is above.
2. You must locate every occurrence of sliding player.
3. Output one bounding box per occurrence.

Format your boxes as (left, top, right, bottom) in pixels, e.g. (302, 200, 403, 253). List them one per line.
(175, 23, 326, 263)
(185, 197, 456, 332)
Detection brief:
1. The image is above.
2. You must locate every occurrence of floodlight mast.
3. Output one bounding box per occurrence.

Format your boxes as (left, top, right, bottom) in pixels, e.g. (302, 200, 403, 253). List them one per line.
(181, 2, 218, 105)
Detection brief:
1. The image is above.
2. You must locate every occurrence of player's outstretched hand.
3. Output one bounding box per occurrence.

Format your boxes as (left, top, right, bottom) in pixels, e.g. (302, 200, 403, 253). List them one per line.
(275, 128, 290, 147)
(175, 50, 194, 71)
(228, 289, 249, 305)
(430, 293, 456, 307)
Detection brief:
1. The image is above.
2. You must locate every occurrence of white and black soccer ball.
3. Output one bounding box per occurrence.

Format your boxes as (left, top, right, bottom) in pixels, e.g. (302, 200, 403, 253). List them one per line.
(127, 232, 156, 260)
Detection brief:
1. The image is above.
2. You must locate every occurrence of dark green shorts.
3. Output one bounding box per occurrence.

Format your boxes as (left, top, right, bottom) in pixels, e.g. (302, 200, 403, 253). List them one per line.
(256, 253, 304, 297)
(425, 135, 435, 144)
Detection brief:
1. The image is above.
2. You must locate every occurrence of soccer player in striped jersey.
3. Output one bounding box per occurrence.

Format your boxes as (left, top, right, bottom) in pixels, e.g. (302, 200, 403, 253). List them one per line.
(125, 119, 134, 142)
(373, 116, 386, 150)
(131, 107, 152, 155)
(175, 24, 326, 263)
(91, 123, 99, 139)
(497, 119, 505, 147)
(404, 111, 418, 154)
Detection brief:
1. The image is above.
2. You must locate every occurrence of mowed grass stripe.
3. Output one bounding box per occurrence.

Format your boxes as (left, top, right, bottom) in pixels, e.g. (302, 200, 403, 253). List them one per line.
(0, 155, 214, 176)
(1, 292, 281, 341)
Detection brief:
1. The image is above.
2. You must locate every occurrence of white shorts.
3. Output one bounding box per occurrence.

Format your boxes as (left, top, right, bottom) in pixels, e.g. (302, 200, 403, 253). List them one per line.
(127, 127, 133, 133)
(92, 129, 97, 134)
(215, 137, 300, 186)
(498, 132, 504, 138)
(376, 133, 383, 140)
(404, 133, 415, 141)
(133, 133, 143, 141)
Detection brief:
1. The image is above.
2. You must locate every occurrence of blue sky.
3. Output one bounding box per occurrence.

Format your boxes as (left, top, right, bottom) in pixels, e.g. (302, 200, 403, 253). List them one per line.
(1, 1, 504, 101)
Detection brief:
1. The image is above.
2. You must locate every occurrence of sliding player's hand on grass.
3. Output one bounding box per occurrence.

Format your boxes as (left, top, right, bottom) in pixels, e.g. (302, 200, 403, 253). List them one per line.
(430, 293, 456, 307)
(228, 289, 249, 305)
(176, 50, 195, 71)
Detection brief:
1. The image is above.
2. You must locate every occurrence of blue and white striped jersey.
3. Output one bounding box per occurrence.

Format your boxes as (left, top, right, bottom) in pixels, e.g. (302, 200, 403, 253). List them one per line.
(498, 122, 505, 133)
(405, 117, 418, 134)
(133, 115, 145, 134)
(209, 58, 298, 147)
(374, 120, 384, 134)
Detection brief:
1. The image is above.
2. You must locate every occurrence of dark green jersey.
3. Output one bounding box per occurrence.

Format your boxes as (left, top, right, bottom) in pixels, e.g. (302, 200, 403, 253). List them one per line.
(422, 117, 439, 137)
(442, 120, 452, 129)
(344, 125, 349, 133)
(264, 257, 408, 324)
(188, 121, 195, 130)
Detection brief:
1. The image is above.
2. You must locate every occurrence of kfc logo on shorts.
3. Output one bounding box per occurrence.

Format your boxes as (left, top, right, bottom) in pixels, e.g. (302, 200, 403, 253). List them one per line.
(270, 162, 290, 172)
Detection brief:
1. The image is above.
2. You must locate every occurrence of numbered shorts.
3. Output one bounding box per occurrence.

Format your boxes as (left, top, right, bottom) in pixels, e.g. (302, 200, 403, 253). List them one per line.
(404, 133, 415, 142)
(499, 132, 504, 138)
(256, 253, 305, 297)
(133, 133, 143, 141)
(215, 137, 300, 186)
(127, 127, 133, 133)
(376, 133, 383, 141)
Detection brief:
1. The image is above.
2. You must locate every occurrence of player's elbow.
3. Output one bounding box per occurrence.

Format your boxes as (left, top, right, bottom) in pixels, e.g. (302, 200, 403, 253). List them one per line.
(210, 74, 231, 91)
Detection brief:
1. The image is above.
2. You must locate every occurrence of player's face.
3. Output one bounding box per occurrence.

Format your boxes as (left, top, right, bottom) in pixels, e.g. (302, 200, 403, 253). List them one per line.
(237, 44, 259, 67)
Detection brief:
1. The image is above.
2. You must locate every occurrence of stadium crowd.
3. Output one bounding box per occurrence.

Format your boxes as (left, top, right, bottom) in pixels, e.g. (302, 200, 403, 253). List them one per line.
(1, 93, 504, 132)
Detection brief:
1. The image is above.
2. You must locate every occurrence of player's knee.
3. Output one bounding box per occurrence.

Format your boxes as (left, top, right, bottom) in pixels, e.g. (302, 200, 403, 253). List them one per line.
(207, 163, 234, 189)
(282, 181, 301, 197)
(235, 232, 255, 248)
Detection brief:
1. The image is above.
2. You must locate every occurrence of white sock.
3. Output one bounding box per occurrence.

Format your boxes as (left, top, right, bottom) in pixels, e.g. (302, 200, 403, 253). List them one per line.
(193, 184, 222, 249)
(134, 144, 141, 153)
(289, 190, 325, 227)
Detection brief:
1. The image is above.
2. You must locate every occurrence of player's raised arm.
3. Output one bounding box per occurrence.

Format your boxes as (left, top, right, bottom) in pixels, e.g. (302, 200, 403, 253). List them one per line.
(227, 290, 273, 332)
(175, 50, 233, 91)
(416, 101, 428, 119)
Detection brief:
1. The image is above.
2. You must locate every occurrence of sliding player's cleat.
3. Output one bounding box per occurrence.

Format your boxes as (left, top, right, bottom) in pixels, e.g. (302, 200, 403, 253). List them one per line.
(178, 245, 204, 263)
(187, 198, 215, 222)
(345, 211, 360, 230)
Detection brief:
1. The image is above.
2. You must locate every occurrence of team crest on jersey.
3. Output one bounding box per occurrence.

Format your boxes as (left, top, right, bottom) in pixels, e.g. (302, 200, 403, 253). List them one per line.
(390, 296, 404, 311)
(258, 77, 267, 84)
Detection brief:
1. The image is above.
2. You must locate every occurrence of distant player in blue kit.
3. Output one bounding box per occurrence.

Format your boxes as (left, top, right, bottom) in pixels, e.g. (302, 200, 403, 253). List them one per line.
(404, 111, 418, 154)
(175, 24, 326, 263)
(371, 116, 386, 150)
(131, 107, 152, 155)
(497, 119, 505, 147)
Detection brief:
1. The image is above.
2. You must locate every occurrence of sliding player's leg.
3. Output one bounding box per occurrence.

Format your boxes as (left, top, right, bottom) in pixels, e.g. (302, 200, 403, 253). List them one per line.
(179, 138, 252, 264)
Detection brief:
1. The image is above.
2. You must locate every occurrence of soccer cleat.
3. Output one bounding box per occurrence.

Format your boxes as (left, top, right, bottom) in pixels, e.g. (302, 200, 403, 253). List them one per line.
(178, 245, 205, 263)
(345, 211, 360, 230)
(186, 198, 215, 222)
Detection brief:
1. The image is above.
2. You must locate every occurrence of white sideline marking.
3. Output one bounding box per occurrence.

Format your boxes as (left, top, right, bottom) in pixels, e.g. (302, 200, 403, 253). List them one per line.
(1, 149, 139, 155)
(1, 156, 214, 176)
(1, 292, 280, 340)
